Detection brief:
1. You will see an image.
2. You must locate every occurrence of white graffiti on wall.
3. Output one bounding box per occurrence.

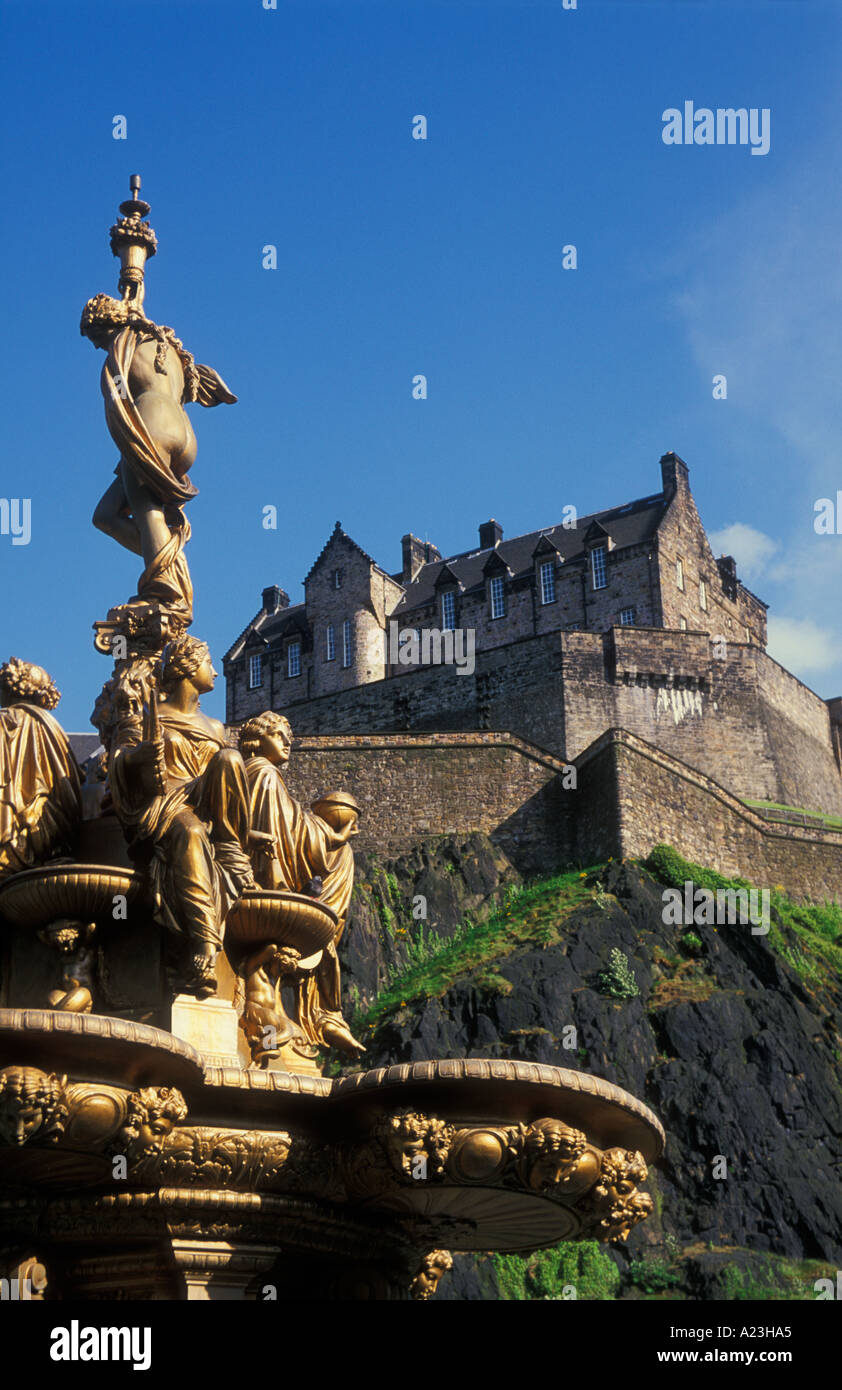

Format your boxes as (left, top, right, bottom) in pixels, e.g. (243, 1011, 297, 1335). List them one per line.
(655, 686, 704, 724)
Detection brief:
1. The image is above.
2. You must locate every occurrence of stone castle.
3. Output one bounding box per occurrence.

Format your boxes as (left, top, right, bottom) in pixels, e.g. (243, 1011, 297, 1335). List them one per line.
(224, 452, 842, 902)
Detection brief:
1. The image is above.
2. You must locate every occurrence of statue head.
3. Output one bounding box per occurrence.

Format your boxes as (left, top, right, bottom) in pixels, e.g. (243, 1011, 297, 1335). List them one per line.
(0, 1067, 68, 1147)
(521, 1118, 590, 1193)
(0, 657, 60, 710)
(120, 1086, 188, 1157)
(238, 711, 292, 764)
(91, 658, 155, 750)
(38, 920, 95, 956)
(157, 636, 215, 694)
(80, 293, 131, 348)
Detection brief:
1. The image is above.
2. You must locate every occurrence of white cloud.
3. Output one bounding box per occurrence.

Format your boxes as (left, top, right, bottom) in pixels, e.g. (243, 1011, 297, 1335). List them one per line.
(708, 523, 778, 582)
(766, 616, 837, 677)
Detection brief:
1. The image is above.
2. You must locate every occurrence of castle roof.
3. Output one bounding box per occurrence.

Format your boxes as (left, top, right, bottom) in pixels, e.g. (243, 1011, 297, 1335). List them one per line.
(304, 520, 395, 586)
(223, 602, 309, 662)
(392, 492, 665, 615)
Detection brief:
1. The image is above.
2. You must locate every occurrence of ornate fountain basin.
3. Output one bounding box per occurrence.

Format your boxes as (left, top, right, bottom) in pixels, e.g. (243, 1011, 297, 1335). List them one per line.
(225, 890, 337, 954)
(0, 864, 142, 928)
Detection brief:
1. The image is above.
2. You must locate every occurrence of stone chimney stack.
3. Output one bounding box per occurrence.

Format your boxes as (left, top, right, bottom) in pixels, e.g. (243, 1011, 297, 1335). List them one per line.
(401, 534, 440, 583)
(660, 452, 690, 499)
(716, 555, 738, 601)
(479, 519, 503, 548)
(262, 585, 289, 614)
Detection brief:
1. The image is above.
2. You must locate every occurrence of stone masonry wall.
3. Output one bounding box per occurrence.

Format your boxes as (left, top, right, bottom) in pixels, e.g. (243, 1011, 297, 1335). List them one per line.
(278, 731, 570, 874)
(573, 729, 842, 904)
(241, 725, 842, 904)
(247, 623, 842, 815)
(656, 455, 768, 645)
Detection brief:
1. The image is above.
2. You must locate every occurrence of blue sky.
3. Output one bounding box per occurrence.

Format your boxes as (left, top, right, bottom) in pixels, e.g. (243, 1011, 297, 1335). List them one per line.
(2, 0, 842, 728)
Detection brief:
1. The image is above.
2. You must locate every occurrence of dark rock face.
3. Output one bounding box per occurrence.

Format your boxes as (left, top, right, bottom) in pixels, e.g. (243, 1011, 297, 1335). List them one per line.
(344, 833, 520, 1009)
(341, 852, 842, 1294)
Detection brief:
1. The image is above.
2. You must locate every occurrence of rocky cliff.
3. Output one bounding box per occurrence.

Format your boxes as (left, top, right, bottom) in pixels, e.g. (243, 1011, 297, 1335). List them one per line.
(336, 834, 842, 1300)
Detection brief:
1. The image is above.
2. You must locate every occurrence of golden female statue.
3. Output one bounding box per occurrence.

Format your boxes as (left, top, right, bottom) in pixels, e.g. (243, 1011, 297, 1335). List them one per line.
(238, 712, 365, 1055)
(81, 179, 235, 647)
(108, 636, 253, 997)
(81, 293, 235, 634)
(0, 659, 81, 881)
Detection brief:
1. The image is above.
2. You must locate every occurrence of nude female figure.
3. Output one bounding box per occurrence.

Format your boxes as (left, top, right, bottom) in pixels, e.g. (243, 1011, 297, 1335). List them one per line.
(81, 292, 236, 625)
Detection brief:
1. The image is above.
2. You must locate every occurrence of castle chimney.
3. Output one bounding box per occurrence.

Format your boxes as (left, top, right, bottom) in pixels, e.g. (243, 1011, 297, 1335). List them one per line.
(479, 519, 503, 548)
(262, 584, 289, 614)
(401, 534, 439, 583)
(660, 452, 689, 499)
(716, 555, 738, 600)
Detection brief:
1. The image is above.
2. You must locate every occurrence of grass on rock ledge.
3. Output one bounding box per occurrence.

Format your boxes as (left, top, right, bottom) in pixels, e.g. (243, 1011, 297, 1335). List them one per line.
(351, 845, 842, 1041)
(351, 866, 600, 1038)
(644, 844, 842, 995)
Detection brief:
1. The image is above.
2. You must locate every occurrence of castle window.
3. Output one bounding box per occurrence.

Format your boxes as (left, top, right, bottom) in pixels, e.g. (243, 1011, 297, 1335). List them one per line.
(591, 544, 607, 590)
(679, 617, 687, 631)
(248, 654, 262, 689)
(699, 579, 707, 611)
(676, 557, 684, 591)
(745, 626, 750, 643)
(326, 624, 335, 661)
(333, 569, 343, 590)
(441, 591, 456, 631)
(287, 641, 301, 678)
(539, 560, 556, 605)
(619, 607, 635, 626)
(342, 619, 353, 667)
(490, 575, 506, 619)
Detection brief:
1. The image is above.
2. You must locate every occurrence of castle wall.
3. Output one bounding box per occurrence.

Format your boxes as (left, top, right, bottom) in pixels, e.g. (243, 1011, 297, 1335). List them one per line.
(254, 624, 842, 815)
(278, 732, 569, 874)
(575, 729, 842, 905)
(260, 727, 842, 905)
(655, 455, 768, 645)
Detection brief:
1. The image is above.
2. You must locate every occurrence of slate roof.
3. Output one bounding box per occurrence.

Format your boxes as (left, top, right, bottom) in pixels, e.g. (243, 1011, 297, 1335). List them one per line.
(68, 733, 104, 767)
(393, 492, 666, 614)
(224, 602, 309, 662)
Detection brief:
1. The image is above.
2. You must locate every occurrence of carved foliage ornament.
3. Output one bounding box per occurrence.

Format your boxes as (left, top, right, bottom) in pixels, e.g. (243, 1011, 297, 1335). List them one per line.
(0, 1074, 654, 1241)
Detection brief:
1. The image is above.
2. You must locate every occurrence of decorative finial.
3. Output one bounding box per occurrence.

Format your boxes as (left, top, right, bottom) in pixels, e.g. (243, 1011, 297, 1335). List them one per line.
(110, 174, 157, 306)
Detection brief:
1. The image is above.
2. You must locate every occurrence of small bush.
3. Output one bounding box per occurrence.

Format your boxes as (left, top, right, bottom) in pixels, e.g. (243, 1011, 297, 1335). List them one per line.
(627, 1257, 680, 1293)
(598, 947, 640, 999)
(493, 1240, 620, 1301)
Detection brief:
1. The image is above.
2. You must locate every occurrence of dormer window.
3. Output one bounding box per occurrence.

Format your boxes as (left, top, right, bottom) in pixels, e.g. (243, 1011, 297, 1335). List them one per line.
(490, 574, 506, 619)
(539, 560, 556, 605)
(591, 544, 607, 590)
(441, 591, 456, 631)
(248, 654, 262, 689)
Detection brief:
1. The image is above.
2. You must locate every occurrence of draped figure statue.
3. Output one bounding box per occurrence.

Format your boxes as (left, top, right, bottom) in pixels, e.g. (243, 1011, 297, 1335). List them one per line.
(0, 659, 81, 881)
(81, 291, 235, 646)
(106, 636, 253, 998)
(238, 712, 365, 1056)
